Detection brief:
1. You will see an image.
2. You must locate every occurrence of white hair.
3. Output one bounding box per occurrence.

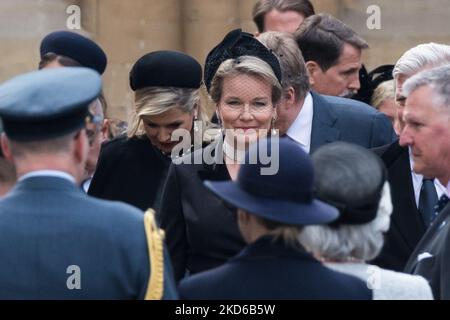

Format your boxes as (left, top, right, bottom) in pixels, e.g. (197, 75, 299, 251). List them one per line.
(298, 182, 393, 262)
(393, 43, 450, 80)
(403, 64, 450, 110)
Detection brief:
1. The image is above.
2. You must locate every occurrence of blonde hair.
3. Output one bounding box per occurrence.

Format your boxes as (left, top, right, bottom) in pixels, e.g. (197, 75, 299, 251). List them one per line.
(209, 55, 282, 106)
(371, 80, 395, 109)
(127, 86, 205, 138)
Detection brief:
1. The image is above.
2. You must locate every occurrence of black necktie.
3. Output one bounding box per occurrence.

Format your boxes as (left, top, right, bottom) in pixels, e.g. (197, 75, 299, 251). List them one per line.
(419, 178, 439, 228)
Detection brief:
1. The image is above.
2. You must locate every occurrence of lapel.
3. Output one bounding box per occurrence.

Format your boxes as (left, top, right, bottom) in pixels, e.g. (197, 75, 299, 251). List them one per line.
(405, 203, 450, 272)
(385, 142, 426, 250)
(309, 92, 340, 153)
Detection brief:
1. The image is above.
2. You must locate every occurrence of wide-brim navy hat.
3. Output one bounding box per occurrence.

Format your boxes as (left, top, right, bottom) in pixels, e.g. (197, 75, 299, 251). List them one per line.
(204, 29, 282, 93)
(40, 31, 107, 75)
(129, 50, 202, 91)
(204, 138, 338, 226)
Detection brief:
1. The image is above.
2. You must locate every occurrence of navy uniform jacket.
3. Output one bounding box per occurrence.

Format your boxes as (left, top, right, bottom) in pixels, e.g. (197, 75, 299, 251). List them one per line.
(0, 175, 177, 299)
(404, 203, 450, 300)
(179, 236, 372, 300)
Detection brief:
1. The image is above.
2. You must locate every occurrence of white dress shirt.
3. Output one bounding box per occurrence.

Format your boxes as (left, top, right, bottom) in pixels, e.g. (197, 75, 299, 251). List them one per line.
(19, 170, 76, 184)
(286, 92, 313, 153)
(408, 147, 447, 207)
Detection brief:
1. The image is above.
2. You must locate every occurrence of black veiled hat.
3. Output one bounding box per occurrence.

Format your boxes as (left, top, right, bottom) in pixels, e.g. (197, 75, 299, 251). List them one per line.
(353, 64, 395, 104)
(204, 29, 282, 92)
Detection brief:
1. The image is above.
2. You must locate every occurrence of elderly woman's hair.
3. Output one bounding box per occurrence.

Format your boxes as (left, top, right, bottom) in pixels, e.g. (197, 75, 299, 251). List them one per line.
(371, 79, 395, 109)
(393, 42, 450, 80)
(297, 142, 392, 262)
(209, 55, 283, 106)
(127, 87, 205, 138)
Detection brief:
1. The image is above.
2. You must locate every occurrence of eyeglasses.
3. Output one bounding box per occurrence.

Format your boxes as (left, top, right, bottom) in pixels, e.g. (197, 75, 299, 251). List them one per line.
(85, 112, 104, 146)
(221, 101, 274, 114)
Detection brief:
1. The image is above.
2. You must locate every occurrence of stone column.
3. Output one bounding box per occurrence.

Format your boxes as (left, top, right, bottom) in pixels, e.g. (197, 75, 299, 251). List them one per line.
(91, 0, 182, 120)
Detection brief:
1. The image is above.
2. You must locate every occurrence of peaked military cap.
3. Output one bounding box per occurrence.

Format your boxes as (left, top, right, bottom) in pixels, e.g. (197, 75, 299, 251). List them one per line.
(40, 31, 108, 75)
(0, 67, 102, 141)
(129, 50, 202, 91)
(204, 29, 282, 92)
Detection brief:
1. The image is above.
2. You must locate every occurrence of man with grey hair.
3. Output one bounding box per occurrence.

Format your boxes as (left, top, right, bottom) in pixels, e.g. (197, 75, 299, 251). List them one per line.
(257, 31, 395, 153)
(372, 43, 450, 272)
(400, 64, 450, 299)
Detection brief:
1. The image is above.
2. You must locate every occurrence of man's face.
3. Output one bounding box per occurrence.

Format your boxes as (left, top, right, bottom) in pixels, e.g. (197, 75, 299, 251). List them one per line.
(263, 9, 305, 34)
(309, 43, 362, 98)
(399, 86, 450, 182)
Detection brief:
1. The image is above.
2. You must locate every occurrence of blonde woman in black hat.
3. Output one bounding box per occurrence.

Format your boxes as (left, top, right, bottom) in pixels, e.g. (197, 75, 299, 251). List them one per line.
(158, 29, 287, 282)
(298, 142, 433, 300)
(178, 138, 372, 299)
(88, 50, 208, 211)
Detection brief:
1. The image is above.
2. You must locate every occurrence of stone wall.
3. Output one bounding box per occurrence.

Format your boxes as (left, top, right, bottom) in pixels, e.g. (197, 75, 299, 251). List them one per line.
(1, 0, 450, 120)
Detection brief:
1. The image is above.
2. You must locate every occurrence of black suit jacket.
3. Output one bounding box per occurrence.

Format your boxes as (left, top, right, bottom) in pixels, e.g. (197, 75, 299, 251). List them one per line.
(158, 142, 246, 282)
(404, 203, 450, 299)
(371, 141, 426, 271)
(179, 236, 372, 300)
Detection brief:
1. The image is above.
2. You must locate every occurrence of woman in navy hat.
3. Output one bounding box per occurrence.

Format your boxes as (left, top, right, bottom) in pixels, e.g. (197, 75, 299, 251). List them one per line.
(298, 142, 433, 300)
(88, 50, 208, 211)
(159, 29, 297, 282)
(178, 138, 372, 299)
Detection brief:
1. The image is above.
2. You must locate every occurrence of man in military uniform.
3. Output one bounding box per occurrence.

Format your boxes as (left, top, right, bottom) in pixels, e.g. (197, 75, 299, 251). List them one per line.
(0, 67, 177, 299)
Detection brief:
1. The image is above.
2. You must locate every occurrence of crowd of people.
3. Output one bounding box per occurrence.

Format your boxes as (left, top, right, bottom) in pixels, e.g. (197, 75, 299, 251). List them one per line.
(1, 0, 450, 300)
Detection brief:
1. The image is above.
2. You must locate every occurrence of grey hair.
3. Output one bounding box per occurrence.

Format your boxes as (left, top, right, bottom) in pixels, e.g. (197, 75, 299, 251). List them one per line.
(299, 141, 390, 262)
(393, 43, 450, 79)
(299, 182, 393, 262)
(402, 64, 450, 110)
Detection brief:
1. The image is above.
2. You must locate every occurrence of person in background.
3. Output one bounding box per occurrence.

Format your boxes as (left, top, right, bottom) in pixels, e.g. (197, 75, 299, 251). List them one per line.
(252, 0, 315, 34)
(298, 142, 433, 300)
(88, 50, 208, 211)
(256, 31, 396, 153)
(39, 31, 110, 191)
(371, 43, 450, 272)
(371, 80, 397, 131)
(294, 14, 369, 98)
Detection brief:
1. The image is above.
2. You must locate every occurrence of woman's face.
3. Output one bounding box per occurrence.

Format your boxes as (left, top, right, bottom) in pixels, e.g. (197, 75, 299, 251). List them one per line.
(217, 74, 276, 147)
(142, 107, 195, 154)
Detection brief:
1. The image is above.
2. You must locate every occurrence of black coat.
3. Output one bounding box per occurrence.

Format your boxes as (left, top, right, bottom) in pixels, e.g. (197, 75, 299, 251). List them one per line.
(88, 136, 171, 211)
(404, 203, 450, 299)
(179, 236, 372, 300)
(158, 142, 246, 282)
(371, 140, 426, 271)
